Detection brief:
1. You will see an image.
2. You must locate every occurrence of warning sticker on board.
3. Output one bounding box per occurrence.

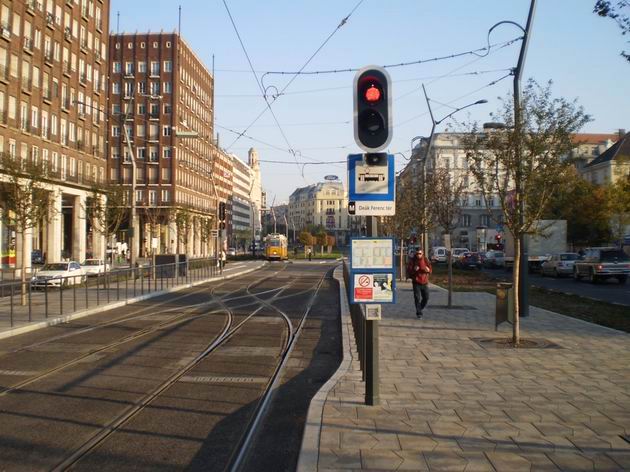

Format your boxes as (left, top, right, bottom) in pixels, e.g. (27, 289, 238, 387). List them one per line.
(354, 287, 373, 300)
(352, 273, 394, 303)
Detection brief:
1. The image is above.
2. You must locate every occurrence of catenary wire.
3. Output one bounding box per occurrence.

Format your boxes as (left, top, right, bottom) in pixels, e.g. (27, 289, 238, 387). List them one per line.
(225, 0, 365, 151)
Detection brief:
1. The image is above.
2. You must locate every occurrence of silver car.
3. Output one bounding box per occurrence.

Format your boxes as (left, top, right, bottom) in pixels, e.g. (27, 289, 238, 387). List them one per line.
(541, 252, 579, 277)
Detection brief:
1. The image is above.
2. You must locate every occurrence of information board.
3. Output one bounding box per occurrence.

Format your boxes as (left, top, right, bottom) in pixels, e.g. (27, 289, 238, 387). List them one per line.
(351, 272, 395, 304)
(351, 238, 394, 270)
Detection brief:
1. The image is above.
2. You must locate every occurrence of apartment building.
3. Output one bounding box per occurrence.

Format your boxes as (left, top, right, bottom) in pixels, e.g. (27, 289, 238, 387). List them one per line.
(288, 181, 351, 245)
(0, 0, 109, 268)
(108, 32, 220, 257)
(229, 153, 253, 250)
(581, 132, 630, 186)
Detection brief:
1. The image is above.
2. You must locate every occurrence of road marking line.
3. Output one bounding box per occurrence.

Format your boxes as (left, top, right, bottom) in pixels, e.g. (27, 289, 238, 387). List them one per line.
(180, 375, 267, 384)
(0, 369, 41, 376)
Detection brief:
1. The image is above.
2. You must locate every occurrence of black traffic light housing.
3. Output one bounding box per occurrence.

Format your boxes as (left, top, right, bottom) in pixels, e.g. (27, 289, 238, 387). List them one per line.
(219, 202, 226, 222)
(353, 66, 392, 152)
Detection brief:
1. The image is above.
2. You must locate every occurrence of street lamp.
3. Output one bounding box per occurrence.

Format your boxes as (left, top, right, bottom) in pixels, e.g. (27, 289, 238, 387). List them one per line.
(419, 84, 487, 255)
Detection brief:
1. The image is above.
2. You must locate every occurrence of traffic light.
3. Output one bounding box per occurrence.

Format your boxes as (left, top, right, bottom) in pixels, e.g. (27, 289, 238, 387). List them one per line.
(219, 202, 226, 221)
(353, 66, 392, 152)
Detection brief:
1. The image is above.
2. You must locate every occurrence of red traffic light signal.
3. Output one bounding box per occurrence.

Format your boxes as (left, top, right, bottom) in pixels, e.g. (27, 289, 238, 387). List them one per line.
(353, 66, 392, 152)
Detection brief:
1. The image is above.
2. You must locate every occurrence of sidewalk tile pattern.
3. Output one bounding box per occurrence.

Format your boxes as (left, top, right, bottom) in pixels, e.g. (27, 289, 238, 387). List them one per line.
(317, 283, 630, 471)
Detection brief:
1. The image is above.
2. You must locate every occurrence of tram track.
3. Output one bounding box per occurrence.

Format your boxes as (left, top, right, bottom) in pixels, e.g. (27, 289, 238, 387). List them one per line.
(0, 262, 339, 471)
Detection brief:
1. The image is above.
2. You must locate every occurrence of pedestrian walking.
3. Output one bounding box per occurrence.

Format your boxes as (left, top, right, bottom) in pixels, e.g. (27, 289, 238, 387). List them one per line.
(407, 249, 432, 318)
(220, 250, 227, 269)
(307, 247, 312, 262)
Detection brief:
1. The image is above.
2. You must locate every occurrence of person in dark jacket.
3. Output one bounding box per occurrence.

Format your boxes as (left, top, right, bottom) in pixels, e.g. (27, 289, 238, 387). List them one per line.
(407, 249, 432, 318)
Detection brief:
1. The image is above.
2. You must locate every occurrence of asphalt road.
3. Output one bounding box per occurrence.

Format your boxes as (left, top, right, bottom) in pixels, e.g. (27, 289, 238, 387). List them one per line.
(483, 267, 630, 306)
(0, 261, 342, 471)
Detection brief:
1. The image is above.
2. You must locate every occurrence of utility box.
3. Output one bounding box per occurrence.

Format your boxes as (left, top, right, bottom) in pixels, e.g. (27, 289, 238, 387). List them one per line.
(495, 282, 514, 330)
(155, 255, 176, 278)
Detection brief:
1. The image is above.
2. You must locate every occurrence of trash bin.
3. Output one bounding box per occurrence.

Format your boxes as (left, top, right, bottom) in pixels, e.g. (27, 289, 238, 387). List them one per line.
(495, 282, 514, 330)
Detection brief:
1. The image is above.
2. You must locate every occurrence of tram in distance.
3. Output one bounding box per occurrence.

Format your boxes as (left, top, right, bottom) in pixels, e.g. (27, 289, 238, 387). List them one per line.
(264, 233, 288, 261)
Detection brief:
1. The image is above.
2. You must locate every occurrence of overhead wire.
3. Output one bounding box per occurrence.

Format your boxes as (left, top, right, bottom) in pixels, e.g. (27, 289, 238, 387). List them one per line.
(225, 0, 366, 151)
(221, 0, 299, 172)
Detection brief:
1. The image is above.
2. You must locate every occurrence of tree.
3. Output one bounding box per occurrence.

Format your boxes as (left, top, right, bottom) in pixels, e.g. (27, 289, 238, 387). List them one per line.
(607, 178, 630, 243)
(464, 80, 590, 345)
(545, 167, 612, 247)
(382, 170, 424, 279)
(326, 234, 335, 253)
(174, 206, 192, 254)
(594, 0, 630, 62)
(0, 153, 54, 305)
(87, 183, 128, 267)
(425, 167, 466, 308)
(298, 231, 314, 246)
(315, 229, 327, 255)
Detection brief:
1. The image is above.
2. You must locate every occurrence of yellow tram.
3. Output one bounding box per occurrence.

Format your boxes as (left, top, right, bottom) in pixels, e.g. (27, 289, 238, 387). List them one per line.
(264, 233, 288, 261)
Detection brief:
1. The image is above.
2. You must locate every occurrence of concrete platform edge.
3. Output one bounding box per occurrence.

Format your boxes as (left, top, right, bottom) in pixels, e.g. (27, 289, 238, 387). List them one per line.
(0, 262, 267, 341)
(297, 265, 354, 472)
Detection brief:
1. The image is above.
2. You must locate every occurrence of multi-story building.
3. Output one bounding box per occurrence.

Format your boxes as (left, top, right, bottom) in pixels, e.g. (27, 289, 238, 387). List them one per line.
(247, 147, 263, 242)
(0, 0, 110, 269)
(568, 132, 620, 172)
(108, 32, 218, 257)
(229, 152, 252, 250)
(581, 132, 630, 186)
(288, 181, 351, 245)
(405, 131, 503, 251)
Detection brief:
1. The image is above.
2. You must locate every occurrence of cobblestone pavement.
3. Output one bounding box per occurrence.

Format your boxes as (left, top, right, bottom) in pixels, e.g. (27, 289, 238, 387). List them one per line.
(316, 282, 630, 471)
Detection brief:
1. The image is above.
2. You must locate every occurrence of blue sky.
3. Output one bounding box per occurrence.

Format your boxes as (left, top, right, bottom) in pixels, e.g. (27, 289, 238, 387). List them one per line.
(111, 0, 630, 203)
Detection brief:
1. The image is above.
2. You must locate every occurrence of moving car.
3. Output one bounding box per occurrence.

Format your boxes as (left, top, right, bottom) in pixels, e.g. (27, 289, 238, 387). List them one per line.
(31, 250, 45, 265)
(227, 247, 237, 257)
(430, 247, 447, 263)
(82, 259, 110, 275)
(573, 247, 630, 284)
(31, 261, 85, 288)
(541, 253, 579, 277)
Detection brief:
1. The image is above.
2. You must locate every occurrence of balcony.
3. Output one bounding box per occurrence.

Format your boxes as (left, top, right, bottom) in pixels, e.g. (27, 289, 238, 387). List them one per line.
(79, 72, 87, 84)
(0, 24, 10, 39)
(44, 50, 54, 64)
(23, 37, 34, 54)
(45, 13, 54, 29)
(149, 113, 159, 120)
(80, 39, 88, 51)
(64, 27, 72, 42)
(21, 78, 32, 92)
(94, 51, 101, 63)
(42, 90, 52, 103)
(81, 5, 88, 19)
(62, 61, 71, 77)
(0, 65, 8, 83)
(61, 98, 70, 110)
(96, 19, 103, 32)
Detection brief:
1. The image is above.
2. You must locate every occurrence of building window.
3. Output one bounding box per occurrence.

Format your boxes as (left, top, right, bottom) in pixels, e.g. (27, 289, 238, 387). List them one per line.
(112, 125, 120, 137)
(150, 61, 159, 75)
(137, 81, 146, 94)
(127, 42, 133, 49)
(138, 61, 146, 73)
(163, 147, 172, 158)
(461, 214, 471, 227)
(161, 190, 170, 202)
(149, 190, 157, 205)
(480, 215, 490, 227)
(152, 41, 158, 48)
(124, 62, 133, 75)
(140, 42, 145, 49)
(149, 81, 159, 95)
(149, 147, 158, 162)
(166, 41, 171, 48)
(163, 82, 171, 94)
(112, 82, 120, 94)
(163, 125, 171, 136)
(163, 103, 172, 114)
(124, 81, 133, 97)
(164, 60, 172, 72)
(112, 61, 121, 73)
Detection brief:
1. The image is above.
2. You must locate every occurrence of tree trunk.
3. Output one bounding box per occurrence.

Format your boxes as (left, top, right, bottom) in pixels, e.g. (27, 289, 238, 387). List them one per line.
(21, 231, 28, 306)
(513, 235, 521, 346)
(447, 248, 453, 308)
(399, 239, 405, 281)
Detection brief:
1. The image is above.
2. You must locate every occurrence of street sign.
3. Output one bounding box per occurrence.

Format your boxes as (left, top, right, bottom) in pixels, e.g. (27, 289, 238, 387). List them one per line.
(347, 153, 395, 216)
(351, 238, 394, 270)
(351, 272, 395, 304)
(211, 229, 219, 238)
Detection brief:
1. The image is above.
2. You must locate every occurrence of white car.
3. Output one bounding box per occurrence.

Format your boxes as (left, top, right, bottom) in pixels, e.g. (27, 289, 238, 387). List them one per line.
(227, 248, 237, 257)
(82, 259, 110, 275)
(31, 261, 85, 288)
(484, 250, 506, 268)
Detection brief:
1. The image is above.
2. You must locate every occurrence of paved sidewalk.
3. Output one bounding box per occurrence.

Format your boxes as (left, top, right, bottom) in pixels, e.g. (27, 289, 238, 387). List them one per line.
(305, 281, 630, 471)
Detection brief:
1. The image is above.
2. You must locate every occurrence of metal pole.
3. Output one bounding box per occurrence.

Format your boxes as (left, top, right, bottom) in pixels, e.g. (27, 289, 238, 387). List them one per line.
(422, 85, 437, 258)
(514, 0, 537, 318)
(121, 108, 137, 271)
(364, 215, 379, 406)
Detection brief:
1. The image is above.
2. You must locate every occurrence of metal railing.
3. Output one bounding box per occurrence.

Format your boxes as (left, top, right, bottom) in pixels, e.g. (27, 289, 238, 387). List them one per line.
(342, 259, 366, 378)
(0, 258, 220, 328)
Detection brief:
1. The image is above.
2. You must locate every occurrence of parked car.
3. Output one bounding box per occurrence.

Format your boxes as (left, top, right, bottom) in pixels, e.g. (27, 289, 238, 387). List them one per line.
(81, 259, 110, 275)
(31, 261, 85, 288)
(455, 252, 482, 270)
(541, 253, 579, 277)
(573, 247, 630, 284)
(31, 250, 45, 265)
(451, 248, 470, 260)
(484, 250, 505, 268)
(227, 247, 237, 257)
(430, 247, 448, 263)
